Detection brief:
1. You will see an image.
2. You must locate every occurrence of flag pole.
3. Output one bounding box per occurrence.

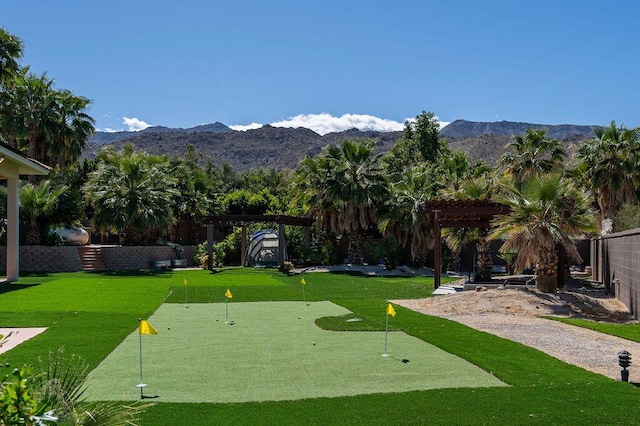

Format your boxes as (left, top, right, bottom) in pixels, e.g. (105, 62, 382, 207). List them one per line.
(383, 309, 390, 357)
(225, 296, 229, 323)
(137, 318, 147, 398)
(184, 278, 188, 307)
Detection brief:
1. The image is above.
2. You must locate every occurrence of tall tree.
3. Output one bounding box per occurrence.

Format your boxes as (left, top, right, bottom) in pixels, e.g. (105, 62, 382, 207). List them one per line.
(378, 166, 436, 263)
(0, 28, 23, 84)
(572, 121, 640, 223)
(84, 145, 179, 244)
(385, 111, 444, 173)
(490, 173, 598, 293)
(498, 128, 567, 186)
(47, 89, 95, 168)
(295, 139, 387, 263)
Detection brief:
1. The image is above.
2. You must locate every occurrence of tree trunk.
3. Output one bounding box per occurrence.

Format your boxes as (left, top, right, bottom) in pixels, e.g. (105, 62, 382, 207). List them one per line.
(347, 232, 363, 264)
(535, 245, 558, 293)
(475, 229, 492, 281)
(25, 223, 40, 245)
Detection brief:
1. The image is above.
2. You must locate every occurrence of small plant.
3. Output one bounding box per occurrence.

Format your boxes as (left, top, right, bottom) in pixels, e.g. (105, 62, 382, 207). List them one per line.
(278, 261, 294, 274)
(0, 349, 151, 425)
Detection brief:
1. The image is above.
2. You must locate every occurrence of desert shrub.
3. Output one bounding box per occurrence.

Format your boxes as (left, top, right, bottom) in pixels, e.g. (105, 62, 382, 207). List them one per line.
(278, 261, 294, 274)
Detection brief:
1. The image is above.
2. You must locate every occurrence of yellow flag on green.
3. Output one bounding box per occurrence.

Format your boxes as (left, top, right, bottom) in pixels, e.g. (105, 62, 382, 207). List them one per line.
(386, 303, 396, 317)
(301, 278, 306, 285)
(184, 278, 188, 286)
(139, 319, 158, 335)
(225, 288, 233, 299)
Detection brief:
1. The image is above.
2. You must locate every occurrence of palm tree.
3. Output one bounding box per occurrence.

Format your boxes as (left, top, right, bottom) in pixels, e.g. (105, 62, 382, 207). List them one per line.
(47, 89, 95, 168)
(441, 174, 499, 278)
(295, 140, 386, 263)
(84, 145, 179, 244)
(0, 28, 23, 84)
(490, 173, 598, 293)
(11, 71, 57, 160)
(16, 180, 67, 245)
(324, 140, 387, 263)
(572, 121, 639, 224)
(379, 166, 436, 263)
(498, 128, 567, 187)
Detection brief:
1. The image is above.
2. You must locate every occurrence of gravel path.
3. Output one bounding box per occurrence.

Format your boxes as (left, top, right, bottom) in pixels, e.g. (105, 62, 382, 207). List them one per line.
(393, 292, 640, 381)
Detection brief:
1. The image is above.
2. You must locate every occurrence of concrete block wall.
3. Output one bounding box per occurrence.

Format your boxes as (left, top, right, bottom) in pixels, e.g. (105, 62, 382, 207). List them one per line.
(0, 246, 83, 272)
(0, 245, 197, 273)
(101, 246, 197, 270)
(597, 229, 640, 319)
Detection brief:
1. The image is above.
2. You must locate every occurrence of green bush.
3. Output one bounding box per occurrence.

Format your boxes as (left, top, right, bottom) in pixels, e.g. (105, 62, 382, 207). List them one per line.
(278, 261, 294, 274)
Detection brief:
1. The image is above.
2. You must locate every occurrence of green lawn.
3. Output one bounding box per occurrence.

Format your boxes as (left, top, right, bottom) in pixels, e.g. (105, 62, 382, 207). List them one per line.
(2, 268, 640, 425)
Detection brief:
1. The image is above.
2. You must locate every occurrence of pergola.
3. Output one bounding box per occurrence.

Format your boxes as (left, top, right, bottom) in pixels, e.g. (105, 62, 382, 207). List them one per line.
(0, 143, 50, 282)
(202, 215, 315, 267)
(424, 199, 511, 288)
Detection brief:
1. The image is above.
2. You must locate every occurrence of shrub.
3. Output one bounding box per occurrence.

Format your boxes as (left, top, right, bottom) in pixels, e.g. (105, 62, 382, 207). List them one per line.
(278, 261, 294, 274)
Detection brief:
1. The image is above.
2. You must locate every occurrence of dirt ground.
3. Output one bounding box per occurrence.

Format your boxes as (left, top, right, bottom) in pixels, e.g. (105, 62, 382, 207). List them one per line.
(406, 279, 636, 323)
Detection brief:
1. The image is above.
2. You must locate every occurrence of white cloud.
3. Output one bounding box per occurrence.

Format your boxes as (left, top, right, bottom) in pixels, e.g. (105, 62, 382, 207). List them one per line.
(270, 113, 406, 135)
(123, 117, 152, 132)
(102, 128, 119, 133)
(230, 113, 450, 135)
(228, 122, 264, 132)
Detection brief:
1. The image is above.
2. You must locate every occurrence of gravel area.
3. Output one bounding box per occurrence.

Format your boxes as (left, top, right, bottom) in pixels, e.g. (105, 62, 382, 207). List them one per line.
(393, 288, 640, 381)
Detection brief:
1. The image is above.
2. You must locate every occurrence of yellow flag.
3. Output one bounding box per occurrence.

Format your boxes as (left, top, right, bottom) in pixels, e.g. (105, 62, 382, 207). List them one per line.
(301, 278, 306, 285)
(184, 278, 188, 286)
(386, 303, 396, 317)
(225, 288, 233, 299)
(139, 319, 158, 335)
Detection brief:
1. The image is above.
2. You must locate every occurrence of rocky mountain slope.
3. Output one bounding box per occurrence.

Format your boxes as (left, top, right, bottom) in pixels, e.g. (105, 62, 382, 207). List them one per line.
(85, 119, 599, 171)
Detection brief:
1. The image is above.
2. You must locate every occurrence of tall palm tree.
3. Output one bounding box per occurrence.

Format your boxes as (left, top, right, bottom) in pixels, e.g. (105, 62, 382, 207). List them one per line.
(379, 166, 436, 263)
(498, 128, 567, 187)
(47, 89, 95, 168)
(490, 173, 598, 293)
(295, 140, 386, 263)
(0, 28, 23, 84)
(84, 145, 179, 244)
(11, 72, 57, 160)
(572, 121, 639, 223)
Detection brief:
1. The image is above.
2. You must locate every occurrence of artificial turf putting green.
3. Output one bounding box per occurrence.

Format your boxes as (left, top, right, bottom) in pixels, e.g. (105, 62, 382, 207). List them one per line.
(84, 301, 506, 403)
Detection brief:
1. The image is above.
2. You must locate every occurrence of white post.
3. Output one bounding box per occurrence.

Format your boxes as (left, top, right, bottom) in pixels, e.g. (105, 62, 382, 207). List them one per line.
(6, 177, 19, 282)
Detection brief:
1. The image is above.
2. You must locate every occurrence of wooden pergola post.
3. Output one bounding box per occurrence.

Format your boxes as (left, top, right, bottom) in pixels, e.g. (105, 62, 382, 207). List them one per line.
(278, 223, 286, 263)
(432, 210, 441, 289)
(241, 226, 247, 266)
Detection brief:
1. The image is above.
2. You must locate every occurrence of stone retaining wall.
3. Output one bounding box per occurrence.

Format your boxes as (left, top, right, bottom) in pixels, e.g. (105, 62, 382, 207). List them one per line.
(0, 245, 198, 272)
(0, 246, 83, 272)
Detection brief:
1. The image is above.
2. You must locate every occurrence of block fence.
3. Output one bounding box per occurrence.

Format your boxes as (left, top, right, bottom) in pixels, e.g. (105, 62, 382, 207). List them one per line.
(592, 228, 640, 319)
(0, 245, 197, 272)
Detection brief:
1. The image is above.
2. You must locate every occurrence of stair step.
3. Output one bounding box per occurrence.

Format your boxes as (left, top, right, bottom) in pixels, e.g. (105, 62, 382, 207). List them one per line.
(77, 246, 107, 271)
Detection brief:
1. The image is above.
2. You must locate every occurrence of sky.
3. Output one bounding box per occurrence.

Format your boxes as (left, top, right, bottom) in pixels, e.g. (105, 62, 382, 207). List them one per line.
(3, 1, 639, 135)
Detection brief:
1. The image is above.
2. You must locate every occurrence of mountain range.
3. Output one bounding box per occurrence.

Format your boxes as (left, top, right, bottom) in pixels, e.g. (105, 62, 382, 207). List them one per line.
(85, 119, 599, 171)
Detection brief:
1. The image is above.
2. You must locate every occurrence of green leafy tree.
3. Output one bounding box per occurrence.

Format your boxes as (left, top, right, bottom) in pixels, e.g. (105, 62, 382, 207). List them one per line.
(490, 173, 598, 293)
(84, 145, 179, 245)
(385, 111, 444, 173)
